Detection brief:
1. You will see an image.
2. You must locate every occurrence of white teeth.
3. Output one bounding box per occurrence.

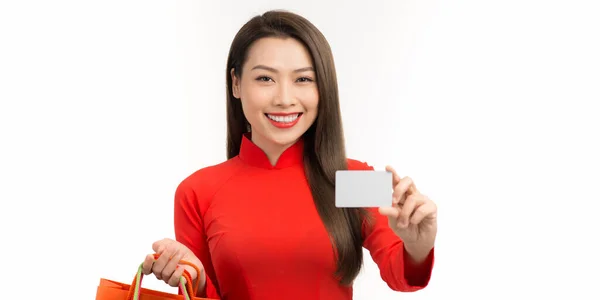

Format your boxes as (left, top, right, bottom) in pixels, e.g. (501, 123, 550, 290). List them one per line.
(267, 114, 299, 123)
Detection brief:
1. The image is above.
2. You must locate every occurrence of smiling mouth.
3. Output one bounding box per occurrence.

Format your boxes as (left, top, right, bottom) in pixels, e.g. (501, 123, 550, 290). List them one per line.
(265, 113, 302, 123)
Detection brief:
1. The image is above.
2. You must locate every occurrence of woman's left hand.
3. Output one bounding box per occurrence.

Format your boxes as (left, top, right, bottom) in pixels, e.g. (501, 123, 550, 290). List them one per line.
(378, 165, 438, 257)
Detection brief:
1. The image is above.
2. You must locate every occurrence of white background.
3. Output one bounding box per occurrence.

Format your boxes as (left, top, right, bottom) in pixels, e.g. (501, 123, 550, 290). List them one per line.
(1, 0, 599, 299)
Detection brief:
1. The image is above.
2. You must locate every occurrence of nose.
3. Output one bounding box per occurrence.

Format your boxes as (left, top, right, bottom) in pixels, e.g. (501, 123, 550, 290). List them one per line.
(273, 81, 296, 107)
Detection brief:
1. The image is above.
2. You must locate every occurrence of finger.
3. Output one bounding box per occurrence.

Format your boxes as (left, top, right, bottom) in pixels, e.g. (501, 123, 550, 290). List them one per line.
(410, 200, 437, 225)
(163, 248, 183, 281)
(153, 241, 174, 280)
(152, 238, 168, 253)
(167, 265, 186, 287)
(385, 165, 401, 186)
(393, 176, 414, 205)
(142, 254, 155, 275)
(378, 206, 400, 219)
(159, 244, 181, 282)
(398, 194, 420, 228)
(395, 191, 407, 207)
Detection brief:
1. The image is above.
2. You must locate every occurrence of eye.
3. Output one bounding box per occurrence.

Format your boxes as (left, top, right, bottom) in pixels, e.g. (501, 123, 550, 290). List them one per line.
(256, 76, 273, 82)
(297, 77, 314, 83)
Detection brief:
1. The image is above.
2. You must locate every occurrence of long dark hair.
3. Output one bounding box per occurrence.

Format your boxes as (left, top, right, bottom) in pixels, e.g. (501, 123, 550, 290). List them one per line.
(225, 10, 370, 285)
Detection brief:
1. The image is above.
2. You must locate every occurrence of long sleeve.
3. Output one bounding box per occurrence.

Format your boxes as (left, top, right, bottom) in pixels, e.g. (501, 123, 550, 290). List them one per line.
(174, 180, 221, 299)
(347, 159, 435, 292)
(168, 140, 433, 299)
(363, 207, 434, 291)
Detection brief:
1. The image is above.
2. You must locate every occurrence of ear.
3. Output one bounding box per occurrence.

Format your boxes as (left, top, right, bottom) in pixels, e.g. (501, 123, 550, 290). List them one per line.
(231, 68, 240, 99)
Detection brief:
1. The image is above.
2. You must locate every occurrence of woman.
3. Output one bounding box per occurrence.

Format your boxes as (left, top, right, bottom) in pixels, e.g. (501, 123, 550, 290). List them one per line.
(142, 10, 437, 300)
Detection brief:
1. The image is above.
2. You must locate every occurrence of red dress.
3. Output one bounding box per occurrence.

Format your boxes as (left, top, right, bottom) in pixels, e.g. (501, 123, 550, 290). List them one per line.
(174, 134, 434, 299)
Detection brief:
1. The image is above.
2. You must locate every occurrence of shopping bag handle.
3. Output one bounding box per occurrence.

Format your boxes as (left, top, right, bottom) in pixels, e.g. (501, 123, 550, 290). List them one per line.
(126, 253, 203, 300)
(151, 253, 202, 293)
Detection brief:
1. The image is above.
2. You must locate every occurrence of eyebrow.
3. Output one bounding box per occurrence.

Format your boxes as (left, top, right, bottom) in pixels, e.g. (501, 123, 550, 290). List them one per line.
(250, 65, 314, 73)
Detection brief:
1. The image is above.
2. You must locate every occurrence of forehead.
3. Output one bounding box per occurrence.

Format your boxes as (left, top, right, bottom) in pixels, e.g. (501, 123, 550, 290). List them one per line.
(245, 37, 314, 70)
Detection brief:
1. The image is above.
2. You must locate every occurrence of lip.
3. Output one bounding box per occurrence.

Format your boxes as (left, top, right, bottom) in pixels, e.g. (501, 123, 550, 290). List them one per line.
(265, 112, 303, 129)
(265, 112, 302, 116)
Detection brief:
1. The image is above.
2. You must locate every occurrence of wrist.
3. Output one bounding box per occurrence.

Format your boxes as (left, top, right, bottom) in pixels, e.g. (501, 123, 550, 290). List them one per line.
(403, 242, 434, 264)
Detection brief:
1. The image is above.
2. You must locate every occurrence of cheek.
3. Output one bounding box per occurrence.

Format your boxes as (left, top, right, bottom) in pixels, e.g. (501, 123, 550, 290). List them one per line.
(307, 99, 319, 115)
(300, 88, 319, 112)
(241, 86, 272, 112)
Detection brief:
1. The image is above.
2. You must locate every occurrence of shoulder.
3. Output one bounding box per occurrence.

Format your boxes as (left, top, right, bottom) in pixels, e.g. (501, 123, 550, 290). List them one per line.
(175, 157, 245, 207)
(346, 158, 375, 171)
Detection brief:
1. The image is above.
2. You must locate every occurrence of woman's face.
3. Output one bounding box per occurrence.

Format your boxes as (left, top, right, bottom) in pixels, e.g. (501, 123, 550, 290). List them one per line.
(231, 37, 319, 152)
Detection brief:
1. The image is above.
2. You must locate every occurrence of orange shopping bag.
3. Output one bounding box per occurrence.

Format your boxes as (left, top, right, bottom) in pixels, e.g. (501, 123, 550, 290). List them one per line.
(96, 254, 218, 300)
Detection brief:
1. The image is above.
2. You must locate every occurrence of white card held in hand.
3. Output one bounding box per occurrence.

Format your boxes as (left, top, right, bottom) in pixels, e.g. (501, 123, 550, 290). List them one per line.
(335, 170, 393, 208)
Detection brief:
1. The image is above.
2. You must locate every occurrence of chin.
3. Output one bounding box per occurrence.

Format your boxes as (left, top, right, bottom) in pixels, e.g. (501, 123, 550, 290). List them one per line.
(266, 129, 305, 147)
(269, 134, 302, 146)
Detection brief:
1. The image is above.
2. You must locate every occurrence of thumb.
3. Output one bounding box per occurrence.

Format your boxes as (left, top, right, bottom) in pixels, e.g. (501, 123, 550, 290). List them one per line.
(182, 265, 198, 281)
(182, 264, 206, 294)
(181, 255, 204, 282)
(385, 165, 401, 186)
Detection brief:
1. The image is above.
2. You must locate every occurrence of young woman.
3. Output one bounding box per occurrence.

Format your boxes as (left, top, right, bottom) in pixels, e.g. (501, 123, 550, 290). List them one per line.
(142, 10, 437, 300)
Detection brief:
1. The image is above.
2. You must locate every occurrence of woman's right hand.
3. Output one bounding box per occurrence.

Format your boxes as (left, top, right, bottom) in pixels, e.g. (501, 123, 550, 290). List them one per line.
(141, 238, 206, 292)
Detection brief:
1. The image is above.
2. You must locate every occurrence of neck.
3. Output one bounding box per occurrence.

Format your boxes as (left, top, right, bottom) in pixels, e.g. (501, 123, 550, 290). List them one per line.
(251, 133, 298, 167)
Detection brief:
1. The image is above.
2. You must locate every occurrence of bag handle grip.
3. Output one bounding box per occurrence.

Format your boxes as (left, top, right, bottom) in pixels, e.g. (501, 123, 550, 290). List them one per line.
(126, 253, 202, 300)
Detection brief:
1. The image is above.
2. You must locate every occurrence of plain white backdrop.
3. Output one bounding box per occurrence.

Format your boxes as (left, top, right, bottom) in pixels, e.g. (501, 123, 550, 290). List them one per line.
(1, 0, 599, 299)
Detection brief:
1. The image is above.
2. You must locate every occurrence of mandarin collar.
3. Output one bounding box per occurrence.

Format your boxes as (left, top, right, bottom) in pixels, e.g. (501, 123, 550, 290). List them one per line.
(238, 133, 304, 169)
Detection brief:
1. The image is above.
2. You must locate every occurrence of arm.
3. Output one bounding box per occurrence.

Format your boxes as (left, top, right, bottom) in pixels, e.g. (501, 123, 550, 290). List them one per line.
(174, 180, 221, 299)
(363, 207, 435, 291)
(347, 159, 434, 291)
